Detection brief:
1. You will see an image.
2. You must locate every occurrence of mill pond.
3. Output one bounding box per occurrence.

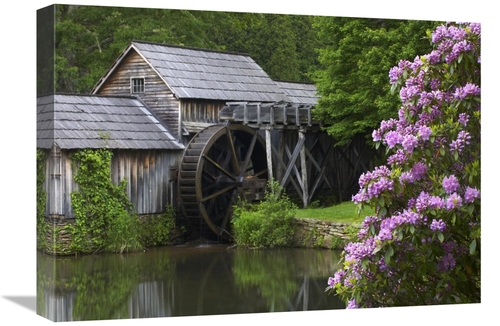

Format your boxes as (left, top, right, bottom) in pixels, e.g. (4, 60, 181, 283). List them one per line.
(37, 245, 346, 321)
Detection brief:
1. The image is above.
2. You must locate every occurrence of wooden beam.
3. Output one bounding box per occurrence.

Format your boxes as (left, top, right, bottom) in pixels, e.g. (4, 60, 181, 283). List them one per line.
(299, 130, 308, 208)
(265, 128, 273, 184)
(294, 105, 300, 126)
(308, 142, 334, 202)
(240, 130, 258, 177)
(243, 103, 248, 125)
(280, 135, 305, 190)
(226, 125, 240, 176)
(284, 144, 304, 199)
(305, 141, 333, 190)
(257, 103, 262, 125)
(271, 140, 303, 197)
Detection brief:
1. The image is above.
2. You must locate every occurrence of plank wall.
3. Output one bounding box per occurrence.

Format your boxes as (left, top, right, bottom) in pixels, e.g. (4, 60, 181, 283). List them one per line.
(96, 50, 181, 139)
(43, 148, 180, 219)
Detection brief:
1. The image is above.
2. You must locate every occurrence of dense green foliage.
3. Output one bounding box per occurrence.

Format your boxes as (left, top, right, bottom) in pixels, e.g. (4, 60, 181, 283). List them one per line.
(69, 149, 177, 254)
(311, 18, 441, 145)
(69, 149, 142, 254)
(36, 149, 48, 249)
(140, 205, 177, 247)
(232, 182, 297, 248)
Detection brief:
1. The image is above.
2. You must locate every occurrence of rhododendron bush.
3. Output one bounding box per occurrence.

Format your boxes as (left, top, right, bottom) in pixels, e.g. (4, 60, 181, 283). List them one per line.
(327, 22, 480, 308)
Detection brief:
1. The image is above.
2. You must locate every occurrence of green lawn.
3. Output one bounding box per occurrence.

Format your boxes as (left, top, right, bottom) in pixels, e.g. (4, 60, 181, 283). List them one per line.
(295, 201, 375, 223)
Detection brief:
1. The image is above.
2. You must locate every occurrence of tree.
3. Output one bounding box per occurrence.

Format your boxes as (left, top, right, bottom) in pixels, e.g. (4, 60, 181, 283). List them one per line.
(207, 13, 319, 82)
(55, 5, 223, 93)
(327, 22, 481, 308)
(54, 6, 319, 93)
(311, 18, 440, 146)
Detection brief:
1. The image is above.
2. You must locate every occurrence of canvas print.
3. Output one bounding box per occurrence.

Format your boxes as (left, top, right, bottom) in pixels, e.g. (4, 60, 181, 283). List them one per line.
(36, 3, 481, 322)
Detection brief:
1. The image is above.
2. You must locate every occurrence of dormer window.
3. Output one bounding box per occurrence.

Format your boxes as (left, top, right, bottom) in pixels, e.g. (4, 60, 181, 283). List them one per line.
(131, 77, 145, 94)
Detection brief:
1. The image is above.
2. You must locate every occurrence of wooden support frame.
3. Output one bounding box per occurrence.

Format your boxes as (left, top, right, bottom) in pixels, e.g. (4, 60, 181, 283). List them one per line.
(263, 128, 335, 208)
(218, 101, 375, 206)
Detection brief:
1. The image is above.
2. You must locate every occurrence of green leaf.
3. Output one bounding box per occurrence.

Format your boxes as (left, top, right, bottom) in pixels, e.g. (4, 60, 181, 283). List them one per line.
(390, 82, 397, 95)
(469, 239, 477, 255)
(385, 245, 394, 264)
(437, 232, 444, 243)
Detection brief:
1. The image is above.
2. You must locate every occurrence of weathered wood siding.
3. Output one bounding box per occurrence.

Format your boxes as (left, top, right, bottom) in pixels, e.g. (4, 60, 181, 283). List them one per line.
(43, 147, 179, 219)
(181, 99, 226, 124)
(96, 50, 181, 138)
(110, 149, 179, 214)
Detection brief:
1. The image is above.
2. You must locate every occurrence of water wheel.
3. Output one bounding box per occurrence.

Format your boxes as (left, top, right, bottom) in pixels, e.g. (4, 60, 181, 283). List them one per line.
(178, 124, 268, 239)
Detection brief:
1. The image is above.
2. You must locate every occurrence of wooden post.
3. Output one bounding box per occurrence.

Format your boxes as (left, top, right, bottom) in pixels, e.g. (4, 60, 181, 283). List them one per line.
(299, 129, 308, 208)
(295, 104, 300, 127)
(257, 103, 261, 125)
(265, 128, 273, 185)
(277, 130, 284, 183)
(243, 103, 248, 125)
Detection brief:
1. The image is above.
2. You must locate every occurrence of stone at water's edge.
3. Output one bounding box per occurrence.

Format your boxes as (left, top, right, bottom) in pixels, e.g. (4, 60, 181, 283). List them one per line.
(293, 218, 360, 249)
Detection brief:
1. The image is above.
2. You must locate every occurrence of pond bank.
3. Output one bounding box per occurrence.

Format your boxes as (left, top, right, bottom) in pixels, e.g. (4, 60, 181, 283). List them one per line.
(38, 216, 360, 255)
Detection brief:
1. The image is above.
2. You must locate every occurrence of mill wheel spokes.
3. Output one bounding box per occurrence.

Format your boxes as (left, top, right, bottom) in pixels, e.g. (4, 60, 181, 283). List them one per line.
(178, 124, 268, 239)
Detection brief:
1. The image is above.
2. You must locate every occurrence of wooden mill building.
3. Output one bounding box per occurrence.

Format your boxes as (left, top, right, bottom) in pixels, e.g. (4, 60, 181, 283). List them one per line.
(37, 40, 373, 238)
(91, 41, 292, 141)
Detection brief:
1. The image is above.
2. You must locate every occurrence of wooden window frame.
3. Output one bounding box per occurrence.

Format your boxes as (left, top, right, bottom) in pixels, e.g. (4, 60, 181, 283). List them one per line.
(131, 77, 145, 94)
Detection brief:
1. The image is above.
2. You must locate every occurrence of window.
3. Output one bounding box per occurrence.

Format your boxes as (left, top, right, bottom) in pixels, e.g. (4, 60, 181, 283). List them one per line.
(131, 77, 145, 94)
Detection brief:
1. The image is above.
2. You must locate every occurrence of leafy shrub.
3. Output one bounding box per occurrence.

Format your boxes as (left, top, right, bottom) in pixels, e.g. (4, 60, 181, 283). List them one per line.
(140, 205, 176, 247)
(105, 210, 143, 254)
(232, 181, 297, 248)
(36, 149, 48, 250)
(69, 149, 142, 254)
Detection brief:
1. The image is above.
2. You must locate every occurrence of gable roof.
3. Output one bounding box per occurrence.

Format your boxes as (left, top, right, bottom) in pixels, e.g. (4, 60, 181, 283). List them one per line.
(92, 41, 291, 103)
(274, 81, 319, 106)
(37, 94, 184, 150)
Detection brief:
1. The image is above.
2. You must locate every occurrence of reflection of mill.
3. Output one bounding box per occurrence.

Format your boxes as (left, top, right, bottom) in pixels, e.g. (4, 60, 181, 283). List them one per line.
(38, 246, 345, 321)
(287, 274, 345, 311)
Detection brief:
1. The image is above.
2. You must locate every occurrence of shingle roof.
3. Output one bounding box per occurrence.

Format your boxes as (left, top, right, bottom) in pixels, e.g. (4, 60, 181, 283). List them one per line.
(94, 41, 291, 103)
(274, 81, 319, 106)
(37, 94, 184, 150)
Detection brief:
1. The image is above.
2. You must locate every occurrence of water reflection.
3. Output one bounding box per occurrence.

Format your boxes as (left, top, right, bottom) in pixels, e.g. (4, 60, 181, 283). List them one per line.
(37, 245, 345, 322)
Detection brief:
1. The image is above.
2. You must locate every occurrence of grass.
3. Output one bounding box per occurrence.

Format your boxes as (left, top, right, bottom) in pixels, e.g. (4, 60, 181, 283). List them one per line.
(295, 201, 375, 223)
